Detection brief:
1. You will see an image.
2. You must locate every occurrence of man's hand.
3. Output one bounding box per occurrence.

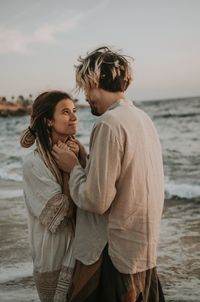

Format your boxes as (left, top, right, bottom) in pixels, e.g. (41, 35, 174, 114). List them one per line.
(52, 144, 79, 173)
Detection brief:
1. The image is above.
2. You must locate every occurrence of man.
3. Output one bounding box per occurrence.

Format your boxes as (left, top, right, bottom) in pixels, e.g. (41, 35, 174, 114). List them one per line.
(53, 46, 165, 301)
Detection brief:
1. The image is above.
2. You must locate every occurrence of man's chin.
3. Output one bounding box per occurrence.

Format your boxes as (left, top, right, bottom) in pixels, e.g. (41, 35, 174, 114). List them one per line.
(90, 107, 102, 116)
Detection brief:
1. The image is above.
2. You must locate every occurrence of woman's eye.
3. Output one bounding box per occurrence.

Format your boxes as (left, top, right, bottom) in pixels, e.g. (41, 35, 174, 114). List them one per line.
(63, 109, 76, 115)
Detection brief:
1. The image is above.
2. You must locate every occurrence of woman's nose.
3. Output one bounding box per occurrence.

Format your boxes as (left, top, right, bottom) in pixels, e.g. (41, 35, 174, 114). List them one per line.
(70, 112, 77, 120)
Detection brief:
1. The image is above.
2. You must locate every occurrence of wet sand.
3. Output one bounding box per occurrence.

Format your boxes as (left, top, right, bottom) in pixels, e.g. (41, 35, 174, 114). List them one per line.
(0, 180, 199, 302)
(0, 180, 38, 301)
(158, 198, 200, 301)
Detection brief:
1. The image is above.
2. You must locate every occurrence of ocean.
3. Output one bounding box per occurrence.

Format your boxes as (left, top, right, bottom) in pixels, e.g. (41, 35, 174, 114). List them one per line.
(0, 96, 199, 301)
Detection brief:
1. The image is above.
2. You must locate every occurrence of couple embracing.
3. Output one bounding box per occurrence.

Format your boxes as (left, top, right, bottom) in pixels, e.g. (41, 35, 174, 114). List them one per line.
(21, 46, 165, 302)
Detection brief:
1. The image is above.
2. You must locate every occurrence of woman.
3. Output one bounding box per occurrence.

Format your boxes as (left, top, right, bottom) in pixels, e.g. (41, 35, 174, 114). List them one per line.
(20, 91, 86, 302)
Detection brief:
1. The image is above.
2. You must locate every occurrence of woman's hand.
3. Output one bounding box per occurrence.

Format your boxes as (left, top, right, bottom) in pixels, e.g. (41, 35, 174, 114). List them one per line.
(72, 139, 88, 168)
(54, 138, 87, 170)
(66, 138, 79, 157)
(57, 139, 79, 156)
(52, 144, 79, 173)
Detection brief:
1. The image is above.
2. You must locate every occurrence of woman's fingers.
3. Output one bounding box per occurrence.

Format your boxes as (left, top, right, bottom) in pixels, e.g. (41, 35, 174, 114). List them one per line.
(67, 140, 79, 155)
(55, 139, 80, 156)
(57, 140, 68, 150)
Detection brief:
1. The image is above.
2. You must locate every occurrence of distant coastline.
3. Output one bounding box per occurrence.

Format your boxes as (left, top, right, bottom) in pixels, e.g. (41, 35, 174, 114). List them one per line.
(0, 96, 88, 117)
(1, 95, 199, 117)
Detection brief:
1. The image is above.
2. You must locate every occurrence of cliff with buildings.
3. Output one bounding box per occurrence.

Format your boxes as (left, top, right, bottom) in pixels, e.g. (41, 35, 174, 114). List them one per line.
(0, 96, 87, 117)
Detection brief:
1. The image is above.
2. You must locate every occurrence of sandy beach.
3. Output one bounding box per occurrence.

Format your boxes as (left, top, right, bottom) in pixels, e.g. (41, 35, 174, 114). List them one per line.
(0, 180, 199, 302)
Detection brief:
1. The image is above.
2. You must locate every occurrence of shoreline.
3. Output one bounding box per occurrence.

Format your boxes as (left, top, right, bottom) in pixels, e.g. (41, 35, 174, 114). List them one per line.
(0, 180, 199, 301)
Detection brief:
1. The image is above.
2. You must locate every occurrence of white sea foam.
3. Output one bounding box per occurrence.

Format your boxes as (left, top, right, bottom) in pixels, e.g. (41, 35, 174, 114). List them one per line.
(0, 187, 23, 199)
(0, 168, 200, 200)
(165, 182, 200, 199)
(0, 262, 32, 283)
(0, 170, 22, 182)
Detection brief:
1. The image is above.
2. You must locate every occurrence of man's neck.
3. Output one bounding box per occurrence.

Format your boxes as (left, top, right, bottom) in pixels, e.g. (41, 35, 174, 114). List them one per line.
(101, 90, 125, 112)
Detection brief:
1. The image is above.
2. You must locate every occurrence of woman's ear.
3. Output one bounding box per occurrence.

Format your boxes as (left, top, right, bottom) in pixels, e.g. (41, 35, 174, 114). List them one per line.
(47, 119, 53, 127)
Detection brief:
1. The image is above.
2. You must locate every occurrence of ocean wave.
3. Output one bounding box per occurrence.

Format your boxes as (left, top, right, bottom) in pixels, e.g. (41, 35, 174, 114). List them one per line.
(0, 170, 22, 182)
(154, 112, 200, 119)
(165, 182, 200, 200)
(0, 262, 32, 283)
(0, 171, 199, 202)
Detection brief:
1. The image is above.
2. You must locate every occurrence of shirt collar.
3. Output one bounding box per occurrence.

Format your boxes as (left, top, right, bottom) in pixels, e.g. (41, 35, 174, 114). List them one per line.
(108, 98, 132, 111)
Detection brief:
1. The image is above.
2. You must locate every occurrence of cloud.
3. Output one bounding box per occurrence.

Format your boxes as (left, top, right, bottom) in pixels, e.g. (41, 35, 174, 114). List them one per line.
(0, 0, 110, 55)
(0, 14, 81, 54)
(0, 28, 27, 54)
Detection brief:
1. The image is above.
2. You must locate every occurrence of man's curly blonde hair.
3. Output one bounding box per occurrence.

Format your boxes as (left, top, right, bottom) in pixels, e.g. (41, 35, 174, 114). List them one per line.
(75, 46, 133, 92)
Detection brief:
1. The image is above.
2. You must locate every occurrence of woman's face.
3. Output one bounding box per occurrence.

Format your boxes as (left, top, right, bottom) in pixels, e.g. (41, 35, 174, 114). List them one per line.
(49, 98, 78, 137)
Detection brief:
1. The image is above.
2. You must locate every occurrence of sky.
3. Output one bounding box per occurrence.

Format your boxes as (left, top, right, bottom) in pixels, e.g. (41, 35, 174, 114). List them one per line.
(0, 0, 200, 102)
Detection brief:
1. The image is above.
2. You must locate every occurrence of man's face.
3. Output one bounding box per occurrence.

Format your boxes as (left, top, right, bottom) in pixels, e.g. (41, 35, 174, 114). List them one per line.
(84, 88, 103, 116)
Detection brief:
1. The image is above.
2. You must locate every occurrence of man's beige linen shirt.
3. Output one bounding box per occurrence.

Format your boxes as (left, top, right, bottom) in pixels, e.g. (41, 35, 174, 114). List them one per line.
(69, 99, 164, 274)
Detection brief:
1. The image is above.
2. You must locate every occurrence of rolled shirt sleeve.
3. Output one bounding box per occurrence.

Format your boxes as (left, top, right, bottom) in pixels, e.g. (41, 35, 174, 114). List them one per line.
(69, 122, 122, 214)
